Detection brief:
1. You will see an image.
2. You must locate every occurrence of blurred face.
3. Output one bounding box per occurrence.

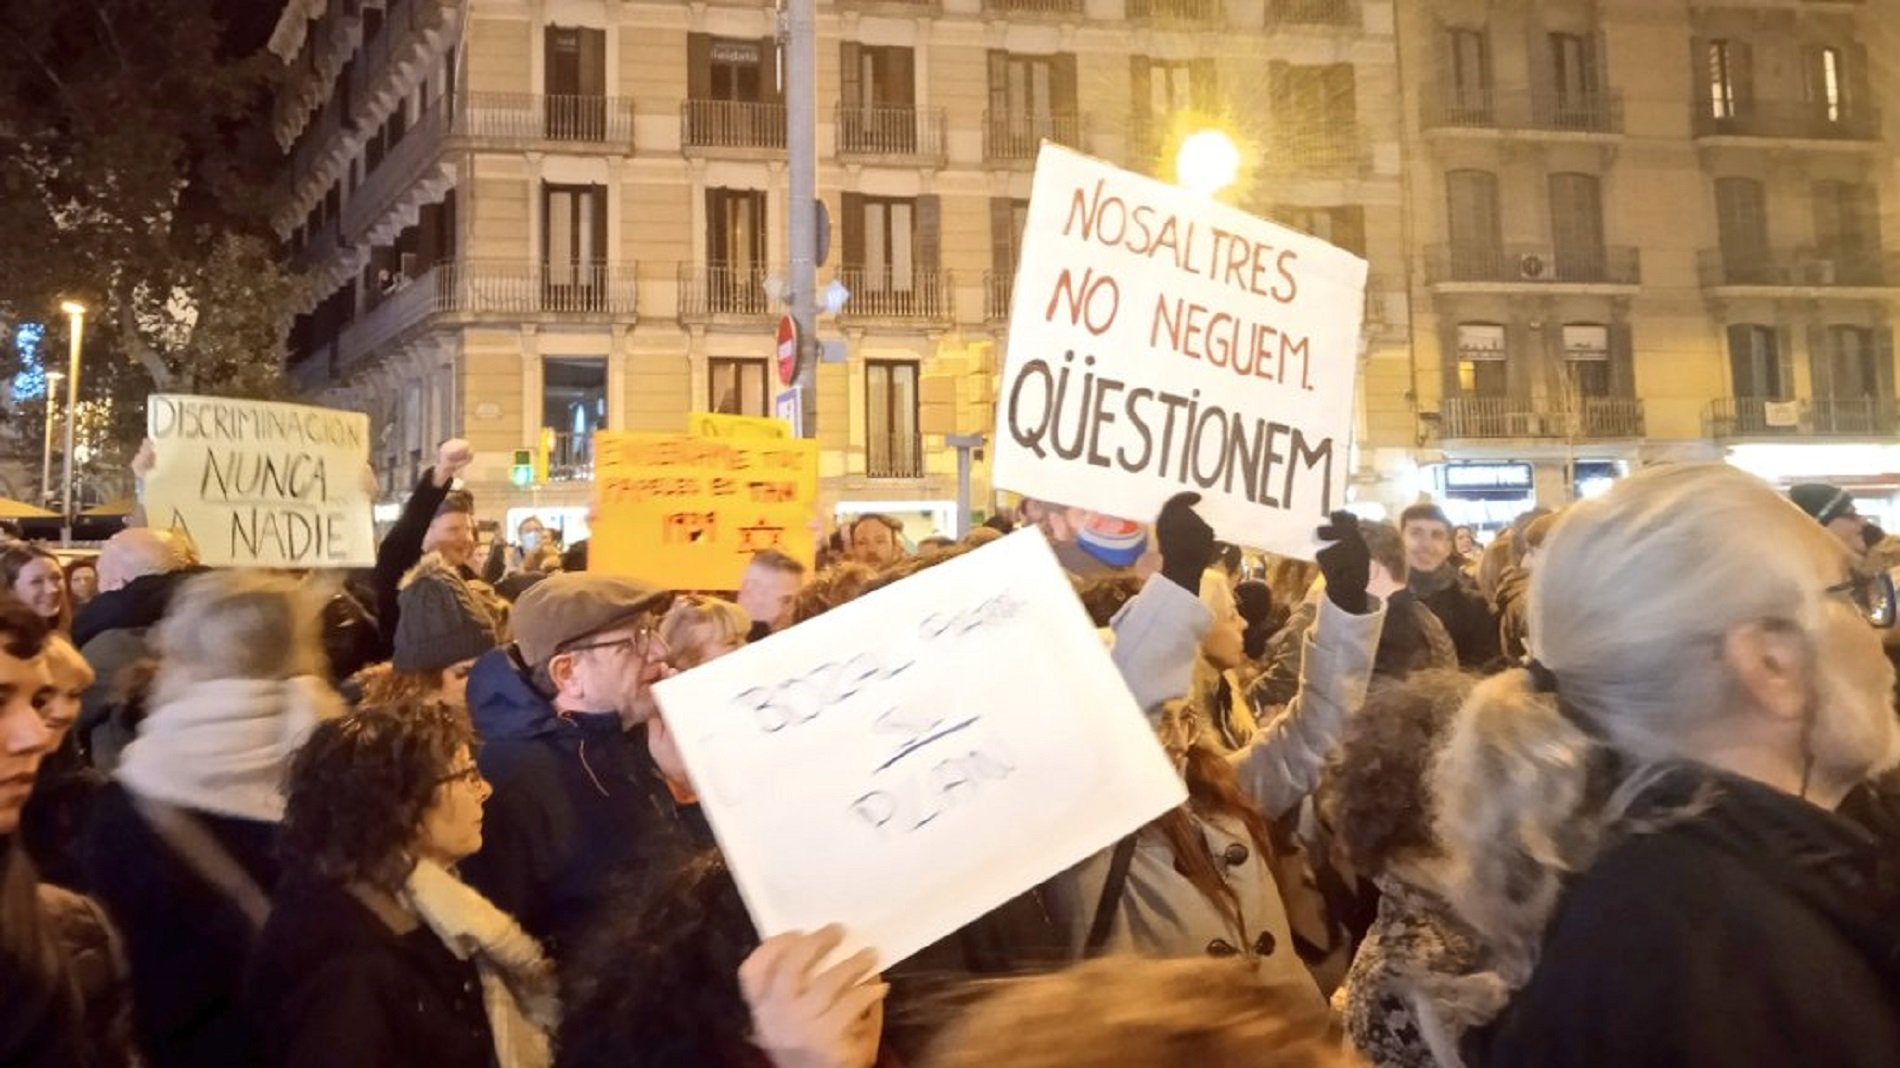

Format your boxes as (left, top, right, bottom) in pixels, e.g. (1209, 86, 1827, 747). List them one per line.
(551, 619, 674, 726)
(67, 567, 98, 604)
(439, 658, 478, 712)
(1453, 528, 1477, 556)
(738, 565, 802, 632)
(40, 638, 93, 751)
(1153, 700, 1198, 772)
(1826, 514, 1867, 557)
(425, 512, 477, 568)
(415, 745, 491, 865)
(1201, 610, 1243, 671)
(851, 520, 901, 567)
(1808, 552, 1900, 789)
(518, 518, 545, 552)
(12, 557, 64, 621)
(1403, 520, 1453, 575)
(0, 647, 55, 834)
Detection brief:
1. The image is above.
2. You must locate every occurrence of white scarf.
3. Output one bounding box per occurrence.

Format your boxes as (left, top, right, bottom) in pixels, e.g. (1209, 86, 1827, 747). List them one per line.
(116, 675, 342, 822)
(402, 858, 559, 1068)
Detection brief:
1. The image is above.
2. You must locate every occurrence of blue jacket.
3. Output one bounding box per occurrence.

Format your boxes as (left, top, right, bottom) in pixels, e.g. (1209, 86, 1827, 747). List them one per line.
(458, 649, 689, 965)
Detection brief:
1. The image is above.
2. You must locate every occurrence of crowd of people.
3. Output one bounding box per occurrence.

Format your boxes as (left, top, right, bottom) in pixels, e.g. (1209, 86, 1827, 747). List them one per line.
(2, 436, 1898, 1067)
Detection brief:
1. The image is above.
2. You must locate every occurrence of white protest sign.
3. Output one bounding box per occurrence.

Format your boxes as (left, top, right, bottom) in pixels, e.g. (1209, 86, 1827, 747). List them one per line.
(993, 144, 1368, 558)
(145, 394, 375, 568)
(653, 529, 1185, 968)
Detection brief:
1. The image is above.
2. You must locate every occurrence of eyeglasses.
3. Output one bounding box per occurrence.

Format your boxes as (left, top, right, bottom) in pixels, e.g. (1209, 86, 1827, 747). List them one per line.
(436, 764, 485, 788)
(563, 625, 670, 662)
(1826, 571, 1897, 629)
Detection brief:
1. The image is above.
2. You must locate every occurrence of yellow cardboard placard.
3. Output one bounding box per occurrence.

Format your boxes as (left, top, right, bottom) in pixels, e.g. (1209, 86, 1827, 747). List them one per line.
(687, 411, 793, 440)
(591, 431, 818, 590)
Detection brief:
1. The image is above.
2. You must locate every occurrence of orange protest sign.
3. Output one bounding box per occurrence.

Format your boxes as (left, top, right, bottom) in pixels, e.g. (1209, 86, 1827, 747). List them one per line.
(590, 431, 818, 590)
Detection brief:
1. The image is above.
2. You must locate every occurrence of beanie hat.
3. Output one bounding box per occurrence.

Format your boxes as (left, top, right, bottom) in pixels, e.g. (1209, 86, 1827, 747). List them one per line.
(1789, 482, 1856, 526)
(393, 554, 501, 673)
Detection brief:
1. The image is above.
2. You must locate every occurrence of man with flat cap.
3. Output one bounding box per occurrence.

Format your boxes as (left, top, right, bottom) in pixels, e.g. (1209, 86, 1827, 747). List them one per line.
(458, 571, 687, 966)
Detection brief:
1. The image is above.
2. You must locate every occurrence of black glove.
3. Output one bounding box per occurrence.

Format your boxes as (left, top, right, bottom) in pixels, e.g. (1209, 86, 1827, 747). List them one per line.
(1316, 510, 1370, 614)
(1155, 492, 1216, 595)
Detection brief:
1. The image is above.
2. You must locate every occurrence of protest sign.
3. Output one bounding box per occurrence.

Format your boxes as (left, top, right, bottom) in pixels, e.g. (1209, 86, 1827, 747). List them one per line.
(591, 430, 817, 589)
(992, 144, 1368, 558)
(653, 529, 1186, 969)
(144, 394, 374, 568)
(687, 411, 792, 440)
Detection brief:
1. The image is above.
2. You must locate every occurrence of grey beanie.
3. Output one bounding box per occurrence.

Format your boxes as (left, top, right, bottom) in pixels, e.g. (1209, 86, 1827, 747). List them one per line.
(393, 555, 500, 673)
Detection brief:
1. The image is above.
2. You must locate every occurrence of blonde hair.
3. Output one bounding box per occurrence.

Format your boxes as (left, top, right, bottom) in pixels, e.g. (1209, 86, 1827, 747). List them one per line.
(924, 957, 1353, 1068)
(1432, 463, 1842, 995)
(154, 570, 327, 685)
(41, 633, 94, 691)
(660, 596, 750, 670)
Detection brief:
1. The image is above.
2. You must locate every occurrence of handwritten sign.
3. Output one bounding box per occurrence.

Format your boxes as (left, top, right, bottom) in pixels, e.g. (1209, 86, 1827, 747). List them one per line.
(144, 394, 374, 568)
(687, 411, 792, 440)
(992, 145, 1368, 558)
(591, 431, 817, 589)
(653, 530, 1185, 968)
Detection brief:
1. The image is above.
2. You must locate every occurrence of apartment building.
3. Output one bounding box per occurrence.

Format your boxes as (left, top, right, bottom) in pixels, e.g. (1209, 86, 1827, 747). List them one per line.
(1394, 0, 1900, 528)
(269, 0, 1407, 540)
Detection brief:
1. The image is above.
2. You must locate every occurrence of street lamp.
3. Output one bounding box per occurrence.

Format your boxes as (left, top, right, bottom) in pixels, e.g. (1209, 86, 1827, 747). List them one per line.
(1175, 129, 1241, 198)
(40, 370, 62, 508)
(59, 300, 85, 545)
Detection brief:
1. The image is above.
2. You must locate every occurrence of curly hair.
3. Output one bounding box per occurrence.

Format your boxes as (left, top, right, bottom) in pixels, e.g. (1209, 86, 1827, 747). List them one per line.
(559, 850, 761, 1067)
(278, 700, 474, 893)
(1320, 671, 1471, 879)
(791, 562, 875, 623)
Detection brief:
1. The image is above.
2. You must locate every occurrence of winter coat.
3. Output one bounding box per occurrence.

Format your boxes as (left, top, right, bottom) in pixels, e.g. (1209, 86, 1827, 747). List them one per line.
(72, 567, 203, 770)
(1409, 563, 1499, 671)
(0, 857, 139, 1068)
(248, 878, 494, 1068)
(371, 471, 452, 660)
(457, 648, 693, 966)
(1469, 765, 1900, 1067)
(83, 783, 278, 1067)
(1061, 575, 1384, 1004)
(1338, 874, 1492, 1068)
(1248, 591, 1453, 717)
(1493, 565, 1531, 664)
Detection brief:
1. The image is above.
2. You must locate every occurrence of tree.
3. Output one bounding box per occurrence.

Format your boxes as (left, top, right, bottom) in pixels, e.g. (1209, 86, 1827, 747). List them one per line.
(0, 0, 295, 467)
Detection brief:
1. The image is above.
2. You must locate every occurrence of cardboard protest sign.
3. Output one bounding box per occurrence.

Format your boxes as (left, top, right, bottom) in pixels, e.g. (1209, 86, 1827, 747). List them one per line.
(653, 530, 1186, 969)
(591, 431, 818, 589)
(687, 411, 792, 440)
(993, 144, 1368, 558)
(144, 394, 374, 568)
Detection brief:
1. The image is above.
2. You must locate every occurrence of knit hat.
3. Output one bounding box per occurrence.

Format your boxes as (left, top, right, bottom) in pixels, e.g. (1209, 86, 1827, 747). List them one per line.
(1789, 482, 1856, 526)
(393, 554, 502, 673)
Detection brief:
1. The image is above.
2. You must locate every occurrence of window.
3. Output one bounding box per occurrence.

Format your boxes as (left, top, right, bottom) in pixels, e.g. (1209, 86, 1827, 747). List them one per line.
(542, 357, 607, 480)
(687, 34, 781, 147)
(1456, 323, 1509, 396)
(543, 184, 607, 308)
(1714, 178, 1769, 281)
(1270, 206, 1366, 256)
(1812, 180, 1881, 282)
(1549, 173, 1605, 280)
(1707, 40, 1750, 120)
(1806, 46, 1846, 123)
(987, 52, 1078, 156)
(1550, 34, 1597, 105)
(856, 197, 915, 293)
(545, 26, 607, 139)
(840, 44, 918, 153)
(1269, 63, 1357, 159)
(1825, 325, 1877, 397)
(1726, 324, 1782, 398)
(991, 198, 1029, 277)
(709, 357, 770, 417)
(710, 38, 765, 102)
(866, 361, 921, 478)
(1446, 170, 1502, 276)
(1563, 324, 1611, 398)
(1446, 28, 1492, 117)
(706, 188, 767, 312)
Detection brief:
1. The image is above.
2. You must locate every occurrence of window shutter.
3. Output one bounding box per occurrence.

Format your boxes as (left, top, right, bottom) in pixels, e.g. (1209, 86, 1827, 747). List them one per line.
(1774, 325, 1795, 400)
(1325, 63, 1357, 126)
(1439, 318, 1464, 397)
(1876, 327, 1896, 401)
(990, 198, 1017, 275)
(1505, 320, 1534, 403)
(1051, 54, 1079, 116)
(1808, 324, 1832, 399)
(580, 28, 606, 97)
(1130, 56, 1152, 121)
(914, 195, 940, 272)
(688, 34, 712, 100)
(1190, 58, 1218, 111)
(761, 37, 784, 105)
(889, 47, 916, 108)
(1609, 322, 1635, 397)
(988, 50, 1008, 114)
(840, 42, 863, 108)
(1733, 41, 1755, 111)
(589, 186, 608, 269)
(841, 192, 865, 271)
(1334, 206, 1366, 256)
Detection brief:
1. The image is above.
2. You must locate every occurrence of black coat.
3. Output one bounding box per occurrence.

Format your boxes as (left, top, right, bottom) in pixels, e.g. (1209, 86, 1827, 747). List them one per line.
(371, 471, 451, 660)
(1411, 569, 1500, 671)
(248, 879, 493, 1068)
(1470, 766, 1900, 1067)
(82, 784, 278, 1067)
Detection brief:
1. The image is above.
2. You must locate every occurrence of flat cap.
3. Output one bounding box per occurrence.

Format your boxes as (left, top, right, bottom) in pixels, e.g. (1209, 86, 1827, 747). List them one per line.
(511, 572, 668, 669)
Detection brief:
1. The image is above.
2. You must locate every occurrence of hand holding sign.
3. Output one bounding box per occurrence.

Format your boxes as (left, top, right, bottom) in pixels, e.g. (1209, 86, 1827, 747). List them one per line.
(741, 927, 886, 1068)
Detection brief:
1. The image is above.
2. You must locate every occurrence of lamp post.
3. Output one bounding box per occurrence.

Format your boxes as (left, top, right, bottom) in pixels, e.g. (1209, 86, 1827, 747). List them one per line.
(40, 370, 62, 509)
(59, 301, 86, 545)
(1175, 129, 1241, 198)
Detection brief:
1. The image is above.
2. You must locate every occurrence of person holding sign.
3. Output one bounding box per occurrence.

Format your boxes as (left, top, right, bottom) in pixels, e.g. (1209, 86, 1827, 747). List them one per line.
(1050, 493, 1384, 1010)
(371, 439, 478, 659)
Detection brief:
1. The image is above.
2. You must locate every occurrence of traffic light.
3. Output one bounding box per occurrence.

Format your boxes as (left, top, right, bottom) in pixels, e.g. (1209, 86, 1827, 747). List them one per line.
(511, 449, 533, 488)
(535, 427, 554, 483)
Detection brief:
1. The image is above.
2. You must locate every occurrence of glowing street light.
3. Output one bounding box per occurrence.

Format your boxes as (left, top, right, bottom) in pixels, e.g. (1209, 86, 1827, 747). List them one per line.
(58, 300, 85, 544)
(1175, 129, 1241, 198)
(40, 370, 62, 508)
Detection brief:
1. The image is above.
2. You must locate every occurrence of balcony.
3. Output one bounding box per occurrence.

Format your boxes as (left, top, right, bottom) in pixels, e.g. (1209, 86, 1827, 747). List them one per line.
(980, 0, 1084, 15)
(1267, 0, 1359, 26)
(836, 269, 954, 325)
(457, 92, 636, 146)
(679, 264, 775, 320)
(867, 433, 925, 479)
(1438, 396, 1644, 440)
(1264, 124, 1367, 176)
(443, 259, 639, 315)
(1693, 100, 1881, 142)
(1421, 88, 1624, 136)
(835, 105, 947, 165)
(682, 99, 787, 154)
(1426, 244, 1641, 287)
(336, 265, 446, 372)
(985, 111, 1082, 161)
(984, 271, 1013, 324)
(1128, 0, 1223, 24)
(1709, 396, 1898, 438)
(1574, 396, 1646, 438)
(547, 431, 594, 482)
(1697, 248, 1898, 289)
